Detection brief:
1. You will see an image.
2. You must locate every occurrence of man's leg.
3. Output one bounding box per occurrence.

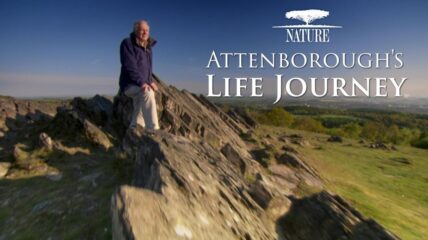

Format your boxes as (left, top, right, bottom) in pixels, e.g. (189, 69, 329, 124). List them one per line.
(124, 86, 146, 129)
(142, 89, 160, 130)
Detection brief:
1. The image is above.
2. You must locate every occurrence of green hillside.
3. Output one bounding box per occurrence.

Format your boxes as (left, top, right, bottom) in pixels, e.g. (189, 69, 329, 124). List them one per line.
(252, 125, 428, 240)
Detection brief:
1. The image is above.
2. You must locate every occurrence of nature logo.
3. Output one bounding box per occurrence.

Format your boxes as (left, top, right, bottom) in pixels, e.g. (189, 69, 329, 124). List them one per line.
(273, 9, 341, 43)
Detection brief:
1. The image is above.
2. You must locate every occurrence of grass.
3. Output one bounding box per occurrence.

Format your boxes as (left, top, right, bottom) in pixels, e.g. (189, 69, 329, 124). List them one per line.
(253, 125, 428, 240)
(0, 146, 130, 239)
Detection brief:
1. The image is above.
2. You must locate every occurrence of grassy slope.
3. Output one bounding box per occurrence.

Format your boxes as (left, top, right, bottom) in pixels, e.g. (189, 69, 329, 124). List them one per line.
(254, 125, 428, 240)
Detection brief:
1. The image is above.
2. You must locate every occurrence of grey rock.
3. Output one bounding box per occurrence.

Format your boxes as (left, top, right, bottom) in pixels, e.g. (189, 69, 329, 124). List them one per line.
(112, 131, 275, 240)
(51, 108, 112, 150)
(46, 171, 63, 181)
(31, 200, 52, 214)
(248, 175, 273, 209)
(277, 191, 400, 240)
(220, 143, 246, 174)
(277, 152, 321, 181)
(71, 95, 113, 127)
(12, 145, 26, 162)
(368, 142, 390, 150)
(327, 135, 343, 143)
(226, 107, 258, 129)
(83, 119, 113, 150)
(0, 162, 11, 178)
(281, 145, 298, 154)
(39, 132, 53, 150)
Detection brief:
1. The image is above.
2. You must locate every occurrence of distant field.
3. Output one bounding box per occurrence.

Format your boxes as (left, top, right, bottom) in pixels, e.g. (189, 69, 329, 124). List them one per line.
(313, 114, 365, 128)
(254, 125, 428, 240)
(243, 105, 428, 148)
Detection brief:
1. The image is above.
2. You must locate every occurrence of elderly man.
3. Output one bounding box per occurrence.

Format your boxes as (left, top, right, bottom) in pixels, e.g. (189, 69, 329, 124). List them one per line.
(119, 20, 160, 133)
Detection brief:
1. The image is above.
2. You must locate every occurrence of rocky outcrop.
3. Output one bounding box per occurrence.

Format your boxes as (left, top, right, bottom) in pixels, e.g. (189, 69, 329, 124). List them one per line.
(277, 191, 400, 240)
(113, 75, 251, 149)
(0, 75, 400, 239)
(112, 131, 275, 239)
(276, 152, 321, 183)
(110, 75, 400, 240)
(227, 107, 258, 129)
(50, 107, 113, 150)
(0, 95, 68, 131)
(71, 95, 113, 127)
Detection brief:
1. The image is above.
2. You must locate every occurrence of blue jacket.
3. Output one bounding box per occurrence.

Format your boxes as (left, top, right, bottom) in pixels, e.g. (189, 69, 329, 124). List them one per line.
(119, 32, 157, 92)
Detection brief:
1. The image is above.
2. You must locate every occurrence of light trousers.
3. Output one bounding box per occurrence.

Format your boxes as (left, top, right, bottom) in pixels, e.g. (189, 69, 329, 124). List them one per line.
(124, 85, 160, 130)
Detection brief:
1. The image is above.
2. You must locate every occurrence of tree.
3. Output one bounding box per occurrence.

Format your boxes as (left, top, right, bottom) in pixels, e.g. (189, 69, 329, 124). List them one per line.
(342, 122, 362, 138)
(361, 122, 385, 141)
(293, 117, 325, 133)
(265, 107, 294, 127)
(398, 127, 420, 145)
(385, 124, 401, 144)
(285, 9, 329, 25)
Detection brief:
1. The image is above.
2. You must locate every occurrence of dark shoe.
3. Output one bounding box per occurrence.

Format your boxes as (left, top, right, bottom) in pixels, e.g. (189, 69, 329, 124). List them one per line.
(143, 128, 160, 136)
(126, 125, 144, 138)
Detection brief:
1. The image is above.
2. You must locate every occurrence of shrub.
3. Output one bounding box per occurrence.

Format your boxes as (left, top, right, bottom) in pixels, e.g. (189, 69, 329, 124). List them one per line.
(385, 124, 401, 144)
(413, 137, 428, 149)
(262, 107, 294, 127)
(293, 117, 325, 133)
(341, 122, 362, 138)
(361, 122, 387, 141)
(326, 128, 347, 137)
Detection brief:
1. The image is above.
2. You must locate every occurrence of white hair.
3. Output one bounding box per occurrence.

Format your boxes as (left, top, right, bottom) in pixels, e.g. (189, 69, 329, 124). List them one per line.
(133, 20, 149, 33)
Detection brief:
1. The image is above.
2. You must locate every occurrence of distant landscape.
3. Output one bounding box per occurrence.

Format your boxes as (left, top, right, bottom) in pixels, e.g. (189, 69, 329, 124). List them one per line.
(1, 90, 426, 239)
(212, 97, 428, 149)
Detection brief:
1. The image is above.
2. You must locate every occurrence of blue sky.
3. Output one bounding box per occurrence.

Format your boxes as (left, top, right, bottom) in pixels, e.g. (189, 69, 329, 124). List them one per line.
(0, 0, 427, 97)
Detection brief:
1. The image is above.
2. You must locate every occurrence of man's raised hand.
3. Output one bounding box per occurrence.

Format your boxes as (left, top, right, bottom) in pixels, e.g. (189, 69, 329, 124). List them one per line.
(150, 82, 158, 91)
(141, 83, 151, 93)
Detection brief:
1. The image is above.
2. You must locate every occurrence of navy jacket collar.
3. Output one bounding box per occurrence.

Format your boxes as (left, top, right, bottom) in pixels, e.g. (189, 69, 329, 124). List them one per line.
(130, 32, 157, 48)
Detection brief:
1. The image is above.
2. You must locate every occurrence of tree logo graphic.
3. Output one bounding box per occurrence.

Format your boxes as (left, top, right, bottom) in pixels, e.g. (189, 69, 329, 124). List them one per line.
(273, 9, 342, 43)
(287, 9, 329, 26)
(273, 9, 342, 29)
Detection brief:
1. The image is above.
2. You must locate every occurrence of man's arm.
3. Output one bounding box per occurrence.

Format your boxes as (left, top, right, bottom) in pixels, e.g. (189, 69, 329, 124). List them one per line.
(120, 40, 146, 87)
